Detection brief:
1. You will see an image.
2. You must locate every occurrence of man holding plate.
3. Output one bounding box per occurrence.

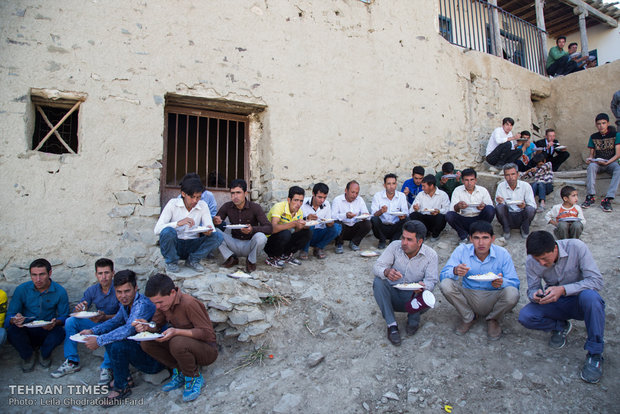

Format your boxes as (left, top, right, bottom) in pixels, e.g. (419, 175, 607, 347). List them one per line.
(371, 173, 409, 249)
(494, 163, 537, 240)
(51, 258, 119, 384)
(372, 220, 439, 346)
(301, 182, 341, 259)
(409, 174, 450, 241)
(440, 221, 520, 340)
(332, 180, 372, 252)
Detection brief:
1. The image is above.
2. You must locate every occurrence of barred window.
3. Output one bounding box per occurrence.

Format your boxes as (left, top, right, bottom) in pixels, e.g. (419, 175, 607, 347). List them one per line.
(31, 90, 84, 154)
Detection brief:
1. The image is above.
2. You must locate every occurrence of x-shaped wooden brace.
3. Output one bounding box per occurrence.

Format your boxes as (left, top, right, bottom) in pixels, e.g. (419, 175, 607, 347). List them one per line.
(33, 100, 81, 154)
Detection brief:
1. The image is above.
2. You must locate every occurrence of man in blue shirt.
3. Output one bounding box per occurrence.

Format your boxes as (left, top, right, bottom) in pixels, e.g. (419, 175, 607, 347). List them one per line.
(81, 270, 164, 404)
(439, 221, 519, 340)
(401, 166, 425, 205)
(51, 258, 120, 384)
(6, 258, 70, 372)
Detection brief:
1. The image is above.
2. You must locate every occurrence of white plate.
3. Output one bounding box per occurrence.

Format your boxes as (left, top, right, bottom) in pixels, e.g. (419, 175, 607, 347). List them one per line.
(70, 311, 99, 319)
(420, 209, 435, 215)
(226, 224, 249, 229)
(320, 218, 335, 224)
(388, 211, 408, 216)
(533, 147, 546, 151)
(393, 282, 423, 290)
(587, 158, 607, 163)
(356, 214, 371, 220)
(360, 250, 379, 257)
(558, 217, 580, 222)
(227, 271, 253, 279)
(468, 273, 499, 281)
(555, 145, 567, 150)
(23, 320, 52, 328)
(187, 226, 213, 233)
(128, 333, 163, 341)
(305, 220, 320, 227)
(505, 200, 522, 205)
(442, 174, 457, 179)
(69, 334, 98, 343)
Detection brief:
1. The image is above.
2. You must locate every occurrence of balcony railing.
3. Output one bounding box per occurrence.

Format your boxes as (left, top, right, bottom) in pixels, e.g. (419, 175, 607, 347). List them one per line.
(438, 0, 547, 75)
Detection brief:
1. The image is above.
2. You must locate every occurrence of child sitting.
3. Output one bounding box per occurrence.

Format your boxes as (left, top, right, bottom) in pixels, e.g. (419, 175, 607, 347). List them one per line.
(516, 130, 536, 172)
(545, 185, 586, 239)
(521, 154, 553, 211)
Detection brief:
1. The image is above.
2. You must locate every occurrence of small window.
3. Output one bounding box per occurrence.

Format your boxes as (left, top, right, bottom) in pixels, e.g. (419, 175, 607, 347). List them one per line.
(31, 89, 84, 154)
(439, 16, 453, 43)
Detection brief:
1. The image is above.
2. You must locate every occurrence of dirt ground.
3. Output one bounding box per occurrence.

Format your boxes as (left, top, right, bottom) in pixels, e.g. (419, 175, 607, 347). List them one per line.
(1, 189, 619, 413)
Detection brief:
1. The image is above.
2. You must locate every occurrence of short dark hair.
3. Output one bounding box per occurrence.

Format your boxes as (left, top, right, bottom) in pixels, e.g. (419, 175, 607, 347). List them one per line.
(520, 130, 531, 137)
(545, 128, 555, 135)
(312, 182, 329, 195)
(346, 180, 359, 190)
(595, 113, 609, 122)
(568, 42, 578, 49)
(29, 258, 51, 273)
(502, 117, 514, 126)
(95, 258, 114, 272)
(181, 178, 204, 196)
(441, 162, 454, 174)
(230, 179, 247, 192)
(531, 153, 546, 164)
(288, 186, 305, 199)
(422, 174, 436, 186)
(526, 231, 557, 256)
(560, 185, 577, 199)
(145, 273, 176, 297)
(556, 36, 566, 43)
(412, 166, 425, 176)
(469, 220, 493, 237)
(402, 220, 427, 241)
(503, 163, 518, 174)
(113, 269, 137, 288)
(384, 173, 397, 183)
(461, 168, 477, 179)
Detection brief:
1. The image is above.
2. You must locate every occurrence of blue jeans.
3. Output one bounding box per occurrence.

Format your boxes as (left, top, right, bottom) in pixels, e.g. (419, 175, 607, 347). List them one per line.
(64, 317, 111, 368)
(105, 339, 164, 390)
(531, 181, 553, 201)
(372, 277, 425, 327)
(518, 290, 605, 354)
(6, 324, 65, 360)
(0, 327, 6, 346)
(159, 227, 223, 264)
(303, 223, 342, 251)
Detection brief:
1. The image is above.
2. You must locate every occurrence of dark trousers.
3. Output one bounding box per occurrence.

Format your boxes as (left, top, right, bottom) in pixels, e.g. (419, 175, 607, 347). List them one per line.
(446, 205, 495, 240)
(409, 212, 447, 238)
(105, 339, 164, 391)
(372, 277, 425, 327)
(141, 336, 218, 378)
(516, 158, 537, 172)
(545, 151, 570, 172)
(7, 324, 65, 360)
(547, 55, 578, 76)
(486, 142, 522, 166)
(495, 204, 536, 233)
(335, 220, 372, 246)
(264, 228, 312, 257)
(370, 216, 405, 243)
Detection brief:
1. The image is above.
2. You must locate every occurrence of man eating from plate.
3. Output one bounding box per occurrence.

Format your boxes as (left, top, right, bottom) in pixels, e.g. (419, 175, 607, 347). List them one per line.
(138, 273, 218, 402)
(332, 180, 372, 253)
(154, 177, 223, 273)
(372, 220, 439, 346)
(212, 179, 272, 273)
(440, 221, 519, 340)
(6, 258, 69, 373)
(371, 173, 409, 250)
(494, 163, 537, 240)
(300, 182, 342, 259)
(80, 270, 164, 405)
(51, 258, 119, 384)
(408, 174, 450, 241)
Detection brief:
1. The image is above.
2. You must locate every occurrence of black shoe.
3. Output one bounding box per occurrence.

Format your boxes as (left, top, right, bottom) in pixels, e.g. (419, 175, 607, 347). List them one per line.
(406, 324, 419, 336)
(549, 320, 572, 349)
(600, 197, 613, 212)
(581, 194, 595, 209)
(378, 240, 387, 249)
(387, 325, 401, 346)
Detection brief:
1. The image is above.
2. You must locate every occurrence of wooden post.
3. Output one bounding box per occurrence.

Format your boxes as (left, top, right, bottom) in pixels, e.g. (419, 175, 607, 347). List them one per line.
(534, 0, 548, 68)
(489, 0, 503, 57)
(575, 6, 589, 56)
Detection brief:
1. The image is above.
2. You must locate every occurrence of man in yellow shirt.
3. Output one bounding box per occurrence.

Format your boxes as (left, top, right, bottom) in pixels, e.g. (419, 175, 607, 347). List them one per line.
(0, 289, 7, 346)
(264, 186, 312, 268)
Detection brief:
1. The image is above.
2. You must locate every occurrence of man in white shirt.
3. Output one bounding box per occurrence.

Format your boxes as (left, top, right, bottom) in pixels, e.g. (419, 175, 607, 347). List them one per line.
(495, 163, 537, 240)
(301, 183, 342, 259)
(332, 180, 372, 253)
(371, 174, 409, 249)
(446, 169, 495, 243)
(154, 178, 223, 273)
(409, 175, 451, 240)
(485, 117, 522, 167)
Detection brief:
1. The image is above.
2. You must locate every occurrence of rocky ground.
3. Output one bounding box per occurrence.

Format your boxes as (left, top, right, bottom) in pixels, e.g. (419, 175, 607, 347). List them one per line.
(1, 181, 619, 413)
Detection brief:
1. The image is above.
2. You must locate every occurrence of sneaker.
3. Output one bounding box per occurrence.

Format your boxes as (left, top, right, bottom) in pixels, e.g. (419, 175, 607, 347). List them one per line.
(387, 325, 401, 346)
(580, 353, 604, 384)
(166, 262, 180, 273)
(281, 253, 302, 266)
(182, 373, 205, 402)
(503, 232, 511, 240)
(405, 324, 419, 336)
(549, 320, 572, 349)
(520, 229, 529, 239)
(600, 197, 613, 212)
(377, 240, 386, 249)
(162, 368, 185, 392)
(186, 260, 205, 272)
(51, 359, 80, 378)
(581, 194, 595, 209)
(22, 354, 37, 373)
(536, 205, 544, 213)
(98, 368, 113, 386)
(265, 256, 285, 269)
(335, 244, 344, 254)
(349, 241, 360, 251)
(40, 355, 52, 368)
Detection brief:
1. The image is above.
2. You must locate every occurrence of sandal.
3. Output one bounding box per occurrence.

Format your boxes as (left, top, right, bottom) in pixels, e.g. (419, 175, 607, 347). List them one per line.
(109, 375, 134, 389)
(299, 251, 309, 260)
(102, 387, 132, 408)
(313, 248, 326, 259)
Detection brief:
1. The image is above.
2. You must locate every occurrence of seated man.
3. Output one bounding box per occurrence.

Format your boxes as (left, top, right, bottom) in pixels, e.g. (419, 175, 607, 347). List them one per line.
(51, 258, 119, 384)
(332, 180, 372, 253)
(567, 42, 588, 71)
(301, 182, 342, 259)
(519, 231, 605, 383)
(494, 163, 537, 240)
(515, 130, 536, 172)
(535, 129, 570, 172)
(138, 274, 218, 403)
(435, 162, 461, 199)
(485, 117, 522, 167)
(546, 36, 579, 76)
(409, 174, 450, 240)
(401, 166, 425, 205)
(213, 179, 272, 273)
(0, 289, 6, 347)
(178, 173, 218, 217)
(581, 113, 620, 212)
(372, 220, 439, 346)
(154, 177, 223, 273)
(6, 258, 69, 372)
(264, 186, 312, 267)
(446, 168, 495, 243)
(371, 173, 409, 249)
(440, 221, 520, 339)
(81, 270, 164, 403)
